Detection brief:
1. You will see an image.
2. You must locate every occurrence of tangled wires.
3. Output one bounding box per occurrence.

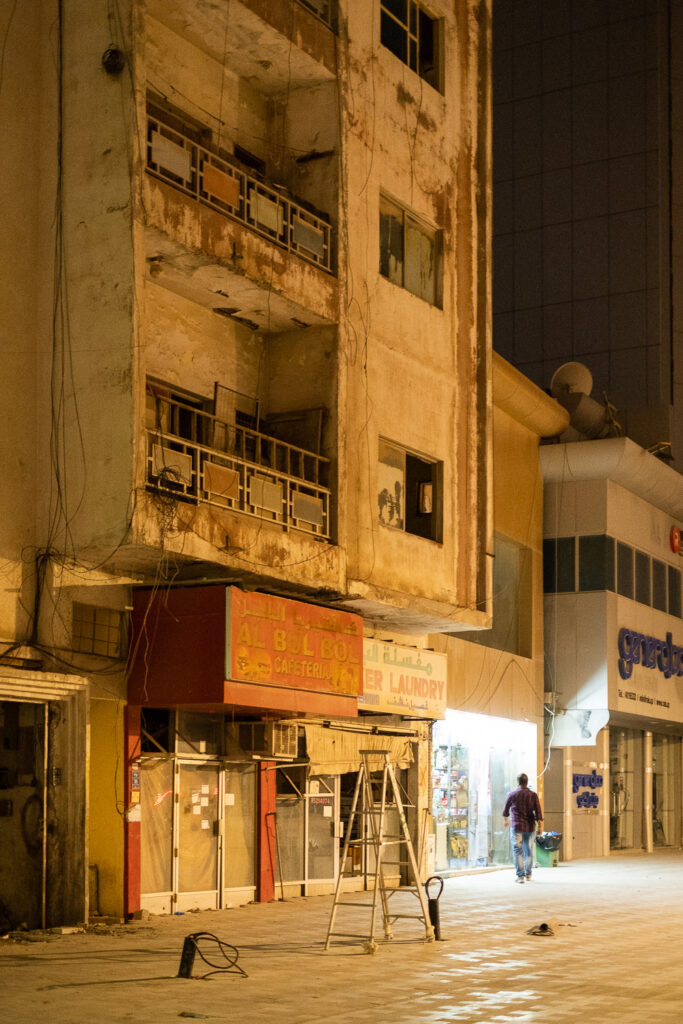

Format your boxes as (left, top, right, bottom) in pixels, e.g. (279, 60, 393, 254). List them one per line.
(177, 932, 247, 979)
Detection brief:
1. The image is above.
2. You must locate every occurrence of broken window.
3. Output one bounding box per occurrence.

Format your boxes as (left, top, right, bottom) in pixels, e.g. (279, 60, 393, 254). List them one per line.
(379, 194, 441, 306)
(380, 1, 442, 91)
(378, 439, 442, 542)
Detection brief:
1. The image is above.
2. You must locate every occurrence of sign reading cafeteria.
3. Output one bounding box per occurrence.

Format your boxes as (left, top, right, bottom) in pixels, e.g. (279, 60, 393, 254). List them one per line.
(359, 639, 447, 719)
(226, 588, 363, 696)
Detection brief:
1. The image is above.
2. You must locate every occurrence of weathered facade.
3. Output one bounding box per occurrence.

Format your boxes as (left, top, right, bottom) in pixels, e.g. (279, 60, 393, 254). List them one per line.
(1, 0, 492, 924)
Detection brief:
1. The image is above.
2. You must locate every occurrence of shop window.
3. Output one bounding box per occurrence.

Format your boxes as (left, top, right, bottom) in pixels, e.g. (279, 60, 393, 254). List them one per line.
(652, 559, 667, 613)
(669, 566, 682, 618)
(459, 535, 532, 657)
(578, 535, 615, 592)
(379, 194, 442, 306)
(635, 550, 651, 606)
(72, 602, 126, 658)
(616, 542, 634, 599)
(543, 537, 575, 593)
(380, 1, 443, 91)
(176, 711, 223, 755)
(378, 438, 442, 542)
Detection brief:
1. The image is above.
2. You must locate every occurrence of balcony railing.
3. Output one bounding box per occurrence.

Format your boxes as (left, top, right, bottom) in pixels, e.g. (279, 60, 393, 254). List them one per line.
(146, 395, 331, 539)
(146, 113, 334, 274)
(296, 0, 335, 29)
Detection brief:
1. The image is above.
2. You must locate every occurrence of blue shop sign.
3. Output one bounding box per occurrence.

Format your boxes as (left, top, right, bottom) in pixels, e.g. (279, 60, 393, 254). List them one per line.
(618, 628, 683, 681)
(573, 769, 603, 809)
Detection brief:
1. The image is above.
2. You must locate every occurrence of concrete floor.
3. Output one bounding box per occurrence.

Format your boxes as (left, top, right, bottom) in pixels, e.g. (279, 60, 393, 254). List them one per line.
(3, 851, 682, 1023)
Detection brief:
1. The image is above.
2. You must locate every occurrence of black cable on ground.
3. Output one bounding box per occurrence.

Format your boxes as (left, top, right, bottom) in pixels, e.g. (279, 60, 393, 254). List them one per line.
(177, 932, 247, 979)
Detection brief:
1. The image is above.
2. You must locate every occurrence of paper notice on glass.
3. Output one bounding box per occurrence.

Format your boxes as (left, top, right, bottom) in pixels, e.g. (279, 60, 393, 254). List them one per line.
(193, 805, 201, 816)
(191, 792, 200, 804)
(201, 796, 209, 807)
(201, 819, 210, 830)
(225, 793, 235, 806)
(309, 780, 320, 795)
(323, 805, 333, 818)
(201, 784, 210, 795)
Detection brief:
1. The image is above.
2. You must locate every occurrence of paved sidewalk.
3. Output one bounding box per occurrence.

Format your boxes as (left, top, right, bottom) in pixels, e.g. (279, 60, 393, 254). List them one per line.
(3, 851, 683, 1024)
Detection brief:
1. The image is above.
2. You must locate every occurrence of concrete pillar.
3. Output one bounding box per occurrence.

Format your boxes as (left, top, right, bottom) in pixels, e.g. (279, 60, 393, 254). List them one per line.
(563, 749, 573, 861)
(644, 730, 653, 853)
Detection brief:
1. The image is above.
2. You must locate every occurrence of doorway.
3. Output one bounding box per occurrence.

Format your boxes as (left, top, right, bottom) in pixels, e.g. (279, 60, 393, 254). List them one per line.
(273, 767, 339, 897)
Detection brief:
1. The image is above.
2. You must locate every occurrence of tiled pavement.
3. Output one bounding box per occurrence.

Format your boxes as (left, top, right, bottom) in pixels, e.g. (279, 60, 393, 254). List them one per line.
(3, 851, 683, 1024)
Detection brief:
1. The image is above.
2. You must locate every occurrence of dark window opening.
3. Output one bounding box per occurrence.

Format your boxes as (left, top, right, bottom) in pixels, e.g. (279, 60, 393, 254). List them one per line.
(669, 566, 682, 618)
(543, 537, 576, 593)
(141, 709, 172, 754)
(233, 144, 266, 177)
(617, 542, 634, 599)
(635, 550, 651, 606)
(652, 559, 667, 613)
(578, 535, 615, 592)
(379, 194, 441, 306)
(378, 439, 441, 542)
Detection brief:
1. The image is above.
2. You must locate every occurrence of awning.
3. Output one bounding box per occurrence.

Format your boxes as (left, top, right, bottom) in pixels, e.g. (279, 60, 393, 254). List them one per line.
(302, 723, 414, 775)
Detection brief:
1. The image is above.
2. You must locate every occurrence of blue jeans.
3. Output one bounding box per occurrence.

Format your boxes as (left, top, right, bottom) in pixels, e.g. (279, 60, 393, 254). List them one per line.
(512, 830, 534, 878)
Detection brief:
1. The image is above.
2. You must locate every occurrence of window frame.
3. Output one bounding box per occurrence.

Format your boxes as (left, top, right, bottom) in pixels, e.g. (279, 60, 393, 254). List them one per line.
(380, 0, 444, 92)
(377, 437, 443, 543)
(379, 193, 442, 307)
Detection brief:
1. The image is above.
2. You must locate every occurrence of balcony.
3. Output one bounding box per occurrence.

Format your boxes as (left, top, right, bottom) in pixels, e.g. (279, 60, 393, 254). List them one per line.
(146, 112, 333, 275)
(146, 392, 331, 540)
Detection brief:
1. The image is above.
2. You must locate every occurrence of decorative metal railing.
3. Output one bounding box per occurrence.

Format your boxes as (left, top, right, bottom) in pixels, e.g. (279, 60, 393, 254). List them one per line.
(146, 113, 334, 274)
(146, 395, 330, 539)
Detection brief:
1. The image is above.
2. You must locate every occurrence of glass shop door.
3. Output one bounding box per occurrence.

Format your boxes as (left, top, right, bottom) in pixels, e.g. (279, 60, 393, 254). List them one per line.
(176, 761, 221, 911)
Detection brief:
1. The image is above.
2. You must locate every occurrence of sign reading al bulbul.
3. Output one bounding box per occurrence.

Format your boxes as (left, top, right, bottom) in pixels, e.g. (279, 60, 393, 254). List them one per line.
(226, 588, 363, 696)
(359, 639, 447, 719)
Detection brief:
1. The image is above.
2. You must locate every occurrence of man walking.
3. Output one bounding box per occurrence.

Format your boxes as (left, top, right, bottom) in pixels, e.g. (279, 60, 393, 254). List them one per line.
(503, 773, 543, 884)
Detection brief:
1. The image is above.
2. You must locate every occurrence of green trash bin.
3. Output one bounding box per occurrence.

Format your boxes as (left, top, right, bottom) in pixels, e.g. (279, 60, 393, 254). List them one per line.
(535, 831, 561, 867)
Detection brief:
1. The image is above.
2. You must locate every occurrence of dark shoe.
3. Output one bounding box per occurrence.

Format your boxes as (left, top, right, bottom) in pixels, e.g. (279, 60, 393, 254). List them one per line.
(525, 875, 532, 881)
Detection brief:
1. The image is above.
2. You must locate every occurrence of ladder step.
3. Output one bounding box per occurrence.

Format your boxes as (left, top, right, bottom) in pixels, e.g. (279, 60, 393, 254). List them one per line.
(332, 901, 375, 908)
(328, 932, 378, 939)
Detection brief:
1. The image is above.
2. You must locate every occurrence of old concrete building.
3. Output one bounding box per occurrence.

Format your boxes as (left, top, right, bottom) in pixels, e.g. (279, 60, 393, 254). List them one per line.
(1, 0, 493, 925)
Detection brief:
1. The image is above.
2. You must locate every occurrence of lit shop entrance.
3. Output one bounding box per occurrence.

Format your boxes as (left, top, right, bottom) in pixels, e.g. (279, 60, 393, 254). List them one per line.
(274, 766, 339, 897)
(432, 710, 537, 872)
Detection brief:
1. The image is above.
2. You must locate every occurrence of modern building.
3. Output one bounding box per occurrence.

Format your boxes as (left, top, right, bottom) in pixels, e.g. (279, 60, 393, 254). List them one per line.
(542, 437, 683, 860)
(492, 0, 683, 470)
(430, 353, 568, 874)
(1, 0, 492, 926)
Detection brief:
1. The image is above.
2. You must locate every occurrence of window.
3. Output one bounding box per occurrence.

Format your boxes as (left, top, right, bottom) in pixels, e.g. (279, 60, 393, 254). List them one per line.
(378, 438, 442, 541)
(635, 550, 651, 606)
(459, 536, 532, 658)
(542, 537, 575, 593)
(72, 603, 126, 658)
(669, 566, 682, 618)
(652, 559, 667, 613)
(380, 1, 442, 91)
(578, 535, 615, 592)
(380, 194, 441, 306)
(616, 542, 634, 599)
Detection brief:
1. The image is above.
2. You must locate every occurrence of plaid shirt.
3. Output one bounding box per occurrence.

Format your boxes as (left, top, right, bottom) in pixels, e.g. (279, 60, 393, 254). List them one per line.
(503, 785, 543, 832)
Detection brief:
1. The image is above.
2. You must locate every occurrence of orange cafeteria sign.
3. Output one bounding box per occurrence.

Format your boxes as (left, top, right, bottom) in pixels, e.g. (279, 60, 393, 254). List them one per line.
(226, 588, 363, 696)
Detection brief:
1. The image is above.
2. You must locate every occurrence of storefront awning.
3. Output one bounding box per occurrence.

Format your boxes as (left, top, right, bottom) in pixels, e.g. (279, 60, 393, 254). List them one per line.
(302, 723, 414, 775)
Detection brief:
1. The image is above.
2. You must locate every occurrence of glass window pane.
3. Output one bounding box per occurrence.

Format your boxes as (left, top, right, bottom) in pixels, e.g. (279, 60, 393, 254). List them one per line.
(578, 535, 615, 592)
(652, 559, 667, 612)
(617, 542, 634, 599)
(379, 200, 404, 286)
(140, 760, 174, 894)
(307, 776, 336, 879)
(378, 439, 405, 529)
(669, 566, 681, 617)
(409, 37, 418, 70)
(224, 766, 256, 889)
(543, 536, 575, 593)
(635, 550, 651, 605)
(404, 218, 436, 304)
(383, 0, 407, 22)
(177, 764, 219, 893)
(380, 10, 408, 64)
(275, 796, 305, 882)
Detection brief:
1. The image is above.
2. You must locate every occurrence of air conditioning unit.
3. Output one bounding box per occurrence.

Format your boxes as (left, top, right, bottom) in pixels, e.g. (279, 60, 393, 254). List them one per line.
(238, 722, 298, 760)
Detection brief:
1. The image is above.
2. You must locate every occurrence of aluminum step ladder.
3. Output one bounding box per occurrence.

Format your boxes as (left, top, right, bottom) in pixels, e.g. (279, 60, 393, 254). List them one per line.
(324, 750, 435, 952)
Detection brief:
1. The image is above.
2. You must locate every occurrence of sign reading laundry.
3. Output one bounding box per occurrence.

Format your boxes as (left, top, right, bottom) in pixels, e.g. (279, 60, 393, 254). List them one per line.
(617, 628, 683, 680)
(226, 588, 362, 696)
(359, 639, 447, 719)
